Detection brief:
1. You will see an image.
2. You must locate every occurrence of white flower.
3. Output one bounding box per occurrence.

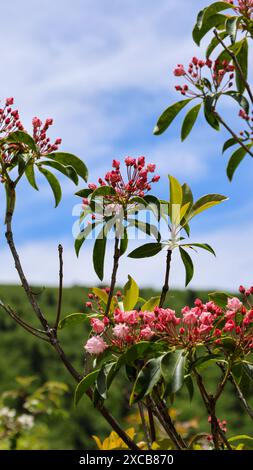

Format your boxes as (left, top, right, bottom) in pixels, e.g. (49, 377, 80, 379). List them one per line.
(0, 407, 16, 419)
(17, 414, 34, 430)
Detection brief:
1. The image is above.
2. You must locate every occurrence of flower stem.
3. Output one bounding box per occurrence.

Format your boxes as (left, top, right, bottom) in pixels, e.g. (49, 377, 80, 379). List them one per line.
(105, 236, 120, 316)
(159, 249, 172, 308)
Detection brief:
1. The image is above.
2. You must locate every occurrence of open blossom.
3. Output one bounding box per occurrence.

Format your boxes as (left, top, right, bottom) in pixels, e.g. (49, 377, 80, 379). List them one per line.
(84, 336, 108, 355)
(227, 297, 242, 312)
(113, 323, 130, 339)
(140, 326, 155, 340)
(173, 64, 186, 76)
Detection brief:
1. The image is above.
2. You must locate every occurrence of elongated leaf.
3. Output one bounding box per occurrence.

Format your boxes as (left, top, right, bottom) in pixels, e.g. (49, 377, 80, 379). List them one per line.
(153, 99, 192, 136)
(181, 103, 202, 141)
(226, 16, 238, 42)
(93, 232, 107, 281)
(222, 138, 238, 153)
(96, 362, 117, 399)
(128, 219, 160, 242)
(92, 287, 108, 305)
(75, 222, 97, 257)
(204, 96, 220, 130)
(235, 39, 248, 93)
(128, 242, 164, 259)
(179, 247, 194, 286)
(123, 275, 139, 311)
(47, 152, 88, 181)
(74, 370, 99, 406)
(192, 354, 226, 371)
(161, 350, 186, 395)
(58, 313, 87, 330)
(141, 296, 160, 312)
(38, 167, 62, 207)
(75, 188, 93, 198)
(226, 145, 250, 181)
(169, 175, 183, 206)
(190, 194, 228, 219)
(120, 228, 128, 256)
(225, 91, 249, 114)
(193, 13, 226, 46)
(5, 130, 37, 152)
(185, 375, 194, 402)
(25, 163, 38, 190)
(41, 160, 78, 185)
(208, 291, 233, 308)
(143, 195, 161, 220)
(181, 243, 216, 256)
(116, 342, 164, 370)
(130, 357, 162, 404)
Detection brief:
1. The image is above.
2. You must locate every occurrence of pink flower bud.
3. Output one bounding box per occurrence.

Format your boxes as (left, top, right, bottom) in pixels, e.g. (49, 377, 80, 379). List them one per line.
(5, 97, 14, 106)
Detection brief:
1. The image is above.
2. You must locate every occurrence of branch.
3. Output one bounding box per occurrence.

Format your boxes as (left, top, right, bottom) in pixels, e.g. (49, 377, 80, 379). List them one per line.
(159, 249, 172, 308)
(54, 244, 63, 330)
(138, 402, 151, 449)
(213, 29, 253, 105)
(105, 236, 120, 316)
(216, 111, 253, 158)
(3, 186, 139, 450)
(146, 397, 156, 444)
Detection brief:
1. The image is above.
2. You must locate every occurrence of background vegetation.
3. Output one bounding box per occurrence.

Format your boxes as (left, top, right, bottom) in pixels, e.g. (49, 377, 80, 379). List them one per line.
(0, 283, 251, 449)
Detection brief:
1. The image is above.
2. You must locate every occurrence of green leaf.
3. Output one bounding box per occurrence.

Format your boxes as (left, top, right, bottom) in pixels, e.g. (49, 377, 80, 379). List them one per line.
(93, 233, 107, 281)
(130, 357, 162, 404)
(225, 91, 249, 114)
(179, 247, 194, 286)
(190, 194, 228, 219)
(120, 228, 128, 256)
(40, 160, 78, 185)
(92, 287, 108, 305)
(75, 222, 97, 257)
(118, 342, 163, 369)
(25, 162, 38, 190)
(96, 362, 117, 399)
(226, 16, 238, 42)
(235, 39, 248, 93)
(208, 291, 233, 308)
(192, 354, 226, 371)
(74, 370, 99, 406)
(181, 243, 216, 256)
(228, 435, 253, 444)
(193, 13, 226, 46)
(226, 145, 251, 181)
(91, 186, 117, 201)
(181, 103, 202, 141)
(204, 96, 220, 131)
(47, 152, 88, 181)
(58, 313, 87, 330)
(141, 296, 160, 312)
(123, 275, 139, 311)
(161, 350, 186, 395)
(75, 188, 93, 198)
(169, 175, 183, 206)
(206, 31, 228, 58)
(153, 100, 192, 136)
(5, 130, 37, 152)
(185, 375, 194, 402)
(222, 138, 238, 153)
(128, 219, 161, 242)
(128, 242, 164, 259)
(143, 195, 161, 220)
(38, 167, 62, 207)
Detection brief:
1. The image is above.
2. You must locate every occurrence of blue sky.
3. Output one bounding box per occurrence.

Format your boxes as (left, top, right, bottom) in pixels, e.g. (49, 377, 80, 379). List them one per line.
(0, 0, 252, 290)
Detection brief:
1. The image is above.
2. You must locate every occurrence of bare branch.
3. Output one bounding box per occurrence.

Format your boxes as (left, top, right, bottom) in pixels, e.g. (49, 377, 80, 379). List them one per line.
(55, 244, 63, 330)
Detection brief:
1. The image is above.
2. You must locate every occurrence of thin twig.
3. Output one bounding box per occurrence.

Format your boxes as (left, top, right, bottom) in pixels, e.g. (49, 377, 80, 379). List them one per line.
(213, 29, 253, 105)
(55, 244, 63, 330)
(138, 402, 152, 449)
(105, 237, 120, 316)
(216, 112, 253, 158)
(146, 397, 156, 444)
(159, 249, 172, 308)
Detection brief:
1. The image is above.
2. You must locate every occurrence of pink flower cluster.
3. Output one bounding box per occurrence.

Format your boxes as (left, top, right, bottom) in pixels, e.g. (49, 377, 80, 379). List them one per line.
(226, 0, 253, 17)
(87, 157, 160, 202)
(238, 109, 253, 142)
(83, 286, 253, 355)
(174, 57, 235, 96)
(0, 97, 24, 137)
(32, 117, 62, 155)
(0, 97, 62, 181)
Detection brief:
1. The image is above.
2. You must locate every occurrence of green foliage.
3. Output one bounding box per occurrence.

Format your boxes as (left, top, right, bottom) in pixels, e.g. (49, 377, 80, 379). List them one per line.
(123, 275, 139, 310)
